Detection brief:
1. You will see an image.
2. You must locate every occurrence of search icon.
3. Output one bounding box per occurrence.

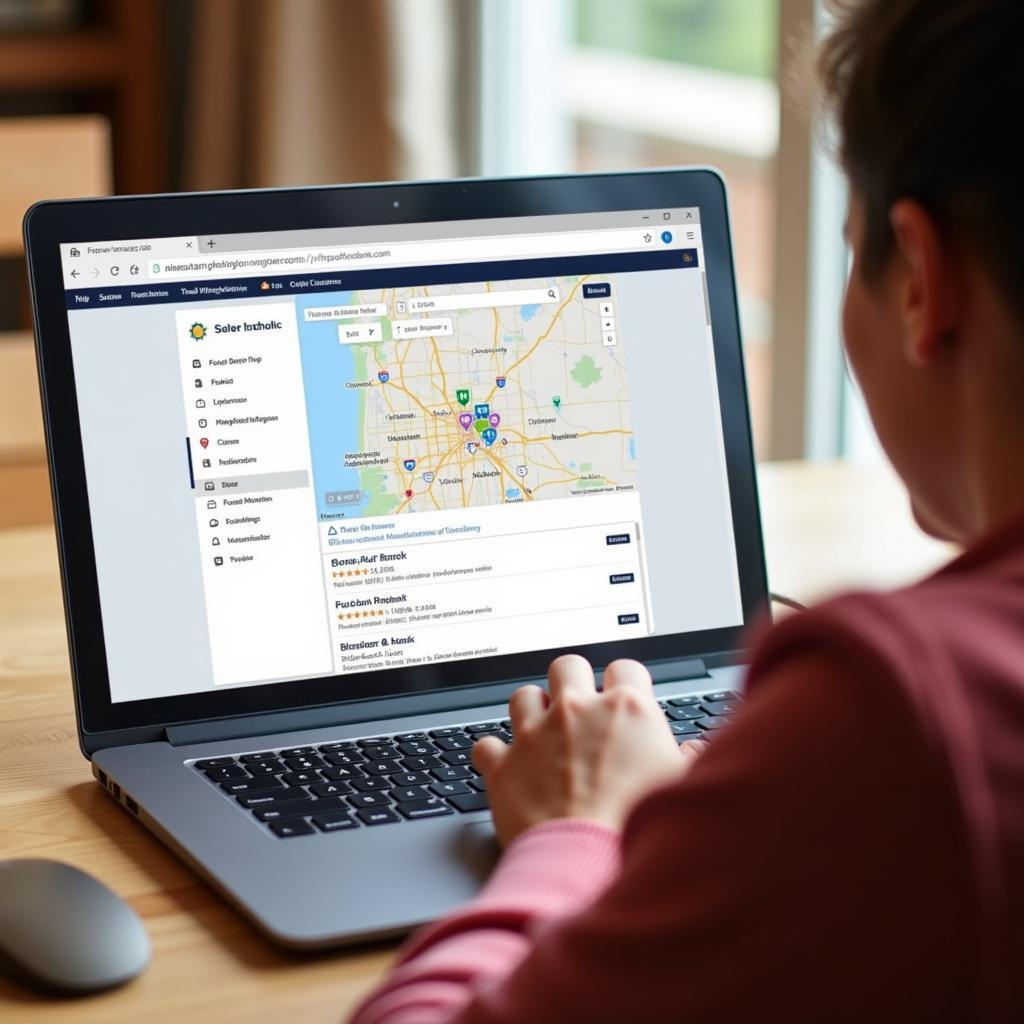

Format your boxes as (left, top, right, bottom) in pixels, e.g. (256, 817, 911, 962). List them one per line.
(547, 288, 557, 300)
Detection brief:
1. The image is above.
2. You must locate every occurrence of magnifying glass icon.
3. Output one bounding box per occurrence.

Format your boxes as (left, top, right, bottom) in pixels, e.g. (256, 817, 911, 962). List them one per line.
(547, 289, 557, 300)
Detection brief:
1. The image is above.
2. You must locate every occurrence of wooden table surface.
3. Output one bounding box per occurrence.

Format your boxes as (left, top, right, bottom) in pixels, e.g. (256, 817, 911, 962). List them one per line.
(0, 460, 953, 1022)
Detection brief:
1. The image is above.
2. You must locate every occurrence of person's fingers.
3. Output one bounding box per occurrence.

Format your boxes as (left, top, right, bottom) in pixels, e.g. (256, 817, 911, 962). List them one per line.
(601, 658, 654, 695)
(472, 735, 508, 777)
(509, 683, 549, 731)
(678, 738, 708, 770)
(547, 653, 597, 702)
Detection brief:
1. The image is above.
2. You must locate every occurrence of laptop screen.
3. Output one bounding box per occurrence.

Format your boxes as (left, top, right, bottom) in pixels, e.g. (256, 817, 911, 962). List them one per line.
(58, 207, 743, 703)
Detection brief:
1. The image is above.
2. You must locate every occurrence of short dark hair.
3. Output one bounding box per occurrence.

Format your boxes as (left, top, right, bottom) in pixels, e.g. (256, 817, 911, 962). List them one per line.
(819, 0, 1024, 311)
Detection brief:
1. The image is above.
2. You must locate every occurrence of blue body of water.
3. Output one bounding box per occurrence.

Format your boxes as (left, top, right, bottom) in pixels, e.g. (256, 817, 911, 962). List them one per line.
(295, 291, 369, 517)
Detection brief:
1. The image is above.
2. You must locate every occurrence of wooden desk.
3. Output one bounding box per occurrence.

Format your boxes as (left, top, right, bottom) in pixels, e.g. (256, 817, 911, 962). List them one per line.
(0, 461, 952, 1021)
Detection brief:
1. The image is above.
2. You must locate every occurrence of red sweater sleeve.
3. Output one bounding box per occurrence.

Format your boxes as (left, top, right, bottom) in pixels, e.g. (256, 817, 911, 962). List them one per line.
(349, 621, 974, 1024)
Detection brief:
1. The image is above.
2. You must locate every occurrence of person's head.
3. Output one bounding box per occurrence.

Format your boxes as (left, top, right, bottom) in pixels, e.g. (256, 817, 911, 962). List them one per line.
(819, 0, 1024, 542)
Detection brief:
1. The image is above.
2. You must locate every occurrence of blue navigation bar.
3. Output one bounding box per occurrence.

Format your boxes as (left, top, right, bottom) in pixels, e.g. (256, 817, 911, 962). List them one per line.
(64, 248, 700, 311)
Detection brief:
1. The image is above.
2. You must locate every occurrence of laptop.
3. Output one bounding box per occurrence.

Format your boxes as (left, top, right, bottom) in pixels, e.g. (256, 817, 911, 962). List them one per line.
(24, 168, 768, 948)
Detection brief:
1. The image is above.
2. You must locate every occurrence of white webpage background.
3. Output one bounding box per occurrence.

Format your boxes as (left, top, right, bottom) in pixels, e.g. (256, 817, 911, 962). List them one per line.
(67, 265, 742, 703)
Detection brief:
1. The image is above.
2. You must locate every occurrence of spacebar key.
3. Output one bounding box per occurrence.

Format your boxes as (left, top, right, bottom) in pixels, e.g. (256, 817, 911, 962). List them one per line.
(448, 791, 490, 813)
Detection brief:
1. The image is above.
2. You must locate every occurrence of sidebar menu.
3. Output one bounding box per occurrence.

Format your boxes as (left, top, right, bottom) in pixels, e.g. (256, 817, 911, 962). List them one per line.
(176, 304, 332, 687)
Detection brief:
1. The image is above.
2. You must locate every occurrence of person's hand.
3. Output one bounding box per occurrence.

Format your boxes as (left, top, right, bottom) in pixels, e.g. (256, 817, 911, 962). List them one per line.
(472, 654, 705, 847)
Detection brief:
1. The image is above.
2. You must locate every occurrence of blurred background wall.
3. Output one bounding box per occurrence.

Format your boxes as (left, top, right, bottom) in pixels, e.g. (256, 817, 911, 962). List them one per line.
(0, 0, 869, 528)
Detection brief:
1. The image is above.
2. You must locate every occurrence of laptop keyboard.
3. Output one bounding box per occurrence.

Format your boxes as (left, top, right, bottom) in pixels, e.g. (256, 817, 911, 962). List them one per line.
(189, 690, 741, 838)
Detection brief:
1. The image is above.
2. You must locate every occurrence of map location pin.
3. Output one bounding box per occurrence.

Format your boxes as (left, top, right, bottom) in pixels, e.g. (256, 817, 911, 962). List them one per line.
(482, 428, 497, 447)
(199, 437, 209, 449)
(488, 412, 501, 428)
(458, 412, 473, 431)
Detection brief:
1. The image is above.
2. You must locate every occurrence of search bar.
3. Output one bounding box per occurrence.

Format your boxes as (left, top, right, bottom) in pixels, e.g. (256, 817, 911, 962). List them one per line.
(406, 287, 561, 312)
(147, 228, 660, 281)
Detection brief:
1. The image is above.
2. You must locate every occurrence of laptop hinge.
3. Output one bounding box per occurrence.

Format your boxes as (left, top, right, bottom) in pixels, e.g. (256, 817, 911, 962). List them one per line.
(163, 658, 708, 748)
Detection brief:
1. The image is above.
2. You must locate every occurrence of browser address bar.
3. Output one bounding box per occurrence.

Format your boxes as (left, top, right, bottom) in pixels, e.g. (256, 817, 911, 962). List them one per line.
(147, 228, 661, 281)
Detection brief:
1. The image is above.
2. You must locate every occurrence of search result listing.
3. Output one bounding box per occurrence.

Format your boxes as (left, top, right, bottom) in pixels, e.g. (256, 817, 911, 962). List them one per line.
(317, 494, 655, 674)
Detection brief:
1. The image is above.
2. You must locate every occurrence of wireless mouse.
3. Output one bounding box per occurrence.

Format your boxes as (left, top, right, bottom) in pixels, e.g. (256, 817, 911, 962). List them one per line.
(0, 859, 150, 993)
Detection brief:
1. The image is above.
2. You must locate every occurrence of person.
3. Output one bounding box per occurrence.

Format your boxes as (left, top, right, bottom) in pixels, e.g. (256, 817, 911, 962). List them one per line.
(350, 1, 1024, 1019)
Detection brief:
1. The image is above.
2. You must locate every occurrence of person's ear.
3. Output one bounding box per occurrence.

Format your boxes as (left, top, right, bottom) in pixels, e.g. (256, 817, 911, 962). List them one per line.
(888, 199, 962, 367)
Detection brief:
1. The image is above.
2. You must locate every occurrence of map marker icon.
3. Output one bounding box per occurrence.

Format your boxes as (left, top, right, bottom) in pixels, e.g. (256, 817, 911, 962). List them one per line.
(458, 412, 473, 431)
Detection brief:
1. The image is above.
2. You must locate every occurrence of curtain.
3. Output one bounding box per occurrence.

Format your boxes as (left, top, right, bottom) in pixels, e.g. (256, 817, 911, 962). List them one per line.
(184, 0, 460, 191)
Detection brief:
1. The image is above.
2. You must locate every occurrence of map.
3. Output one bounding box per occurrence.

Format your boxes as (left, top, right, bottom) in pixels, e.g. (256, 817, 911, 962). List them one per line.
(295, 275, 638, 518)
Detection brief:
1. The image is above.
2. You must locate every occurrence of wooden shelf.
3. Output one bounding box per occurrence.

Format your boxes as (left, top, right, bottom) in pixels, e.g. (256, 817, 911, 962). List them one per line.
(0, 31, 123, 89)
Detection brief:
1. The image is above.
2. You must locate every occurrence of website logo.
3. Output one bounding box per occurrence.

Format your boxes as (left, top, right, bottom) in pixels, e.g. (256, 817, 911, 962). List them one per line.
(189, 322, 207, 341)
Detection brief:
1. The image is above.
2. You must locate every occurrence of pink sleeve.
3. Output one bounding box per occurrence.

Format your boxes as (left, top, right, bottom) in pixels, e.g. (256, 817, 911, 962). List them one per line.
(349, 820, 621, 1024)
(349, 610, 973, 1024)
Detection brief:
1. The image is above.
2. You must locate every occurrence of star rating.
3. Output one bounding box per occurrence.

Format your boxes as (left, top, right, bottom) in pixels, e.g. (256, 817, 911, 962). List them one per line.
(337, 609, 386, 620)
(331, 568, 371, 578)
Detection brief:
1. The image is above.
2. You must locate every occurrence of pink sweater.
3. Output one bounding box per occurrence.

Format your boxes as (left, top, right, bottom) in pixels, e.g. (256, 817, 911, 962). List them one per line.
(350, 511, 1024, 1023)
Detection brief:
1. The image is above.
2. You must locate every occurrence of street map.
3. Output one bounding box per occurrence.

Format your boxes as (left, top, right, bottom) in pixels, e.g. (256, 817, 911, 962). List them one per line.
(296, 275, 638, 518)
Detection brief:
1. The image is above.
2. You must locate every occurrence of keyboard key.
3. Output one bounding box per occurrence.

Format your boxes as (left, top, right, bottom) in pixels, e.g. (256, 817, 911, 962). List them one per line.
(351, 776, 392, 791)
(669, 720, 701, 736)
(397, 741, 436, 757)
(347, 791, 393, 808)
(703, 692, 739, 704)
(434, 735, 472, 751)
(324, 751, 366, 766)
(363, 746, 402, 761)
(239, 752, 277, 763)
(310, 781, 353, 797)
(392, 786, 431, 803)
(254, 799, 317, 821)
(393, 731, 429, 743)
(363, 759, 403, 776)
(431, 765, 471, 782)
(270, 819, 315, 838)
(357, 737, 393, 747)
(238, 789, 310, 808)
(356, 807, 401, 826)
(701, 701, 739, 716)
(280, 770, 321, 786)
(201, 764, 246, 781)
(397, 798, 454, 820)
(312, 811, 359, 833)
(402, 755, 442, 771)
(195, 757, 236, 769)
(465, 722, 500, 734)
(469, 776, 487, 792)
(696, 716, 730, 731)
(441, 750, 472, 766)
(448, 791, 490, 813)
(430, 781, 472, 797)
(283, 755, 325, 771)
(317, 741, 356, 753)
(667, 706, 703, 721)
(321, 765, 364, 781)
(246, 759, 285, 776)
(389, 771, 431, 787)
(429, 727, 463, 738)
(668, 695, 700, 707)
(280, 746, 318, 758)
(220, 776, 282, 795)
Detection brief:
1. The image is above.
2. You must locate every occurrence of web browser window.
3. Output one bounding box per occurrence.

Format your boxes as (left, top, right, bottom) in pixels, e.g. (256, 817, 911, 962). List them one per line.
(60, 208, 743, 701)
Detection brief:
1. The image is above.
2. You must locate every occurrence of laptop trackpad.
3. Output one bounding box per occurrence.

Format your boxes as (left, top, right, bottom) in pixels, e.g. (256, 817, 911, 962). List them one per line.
(456, 821, 501, 880)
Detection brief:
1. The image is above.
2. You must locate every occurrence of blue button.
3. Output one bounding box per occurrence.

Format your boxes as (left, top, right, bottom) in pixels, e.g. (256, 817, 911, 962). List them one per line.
(609, 573, 635, 585)
(606, 533, 631, 545)
(583, 283, 611, 299)
(661, 231, 673, 244)
(617, 613, 640, 625)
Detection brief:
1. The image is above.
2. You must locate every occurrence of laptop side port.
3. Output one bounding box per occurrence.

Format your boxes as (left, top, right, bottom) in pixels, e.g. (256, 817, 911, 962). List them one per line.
(125, 795, 139, 816)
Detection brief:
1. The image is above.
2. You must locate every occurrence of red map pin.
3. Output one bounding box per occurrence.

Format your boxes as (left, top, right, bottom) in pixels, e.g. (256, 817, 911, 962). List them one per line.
(199, 437, 209, 449)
